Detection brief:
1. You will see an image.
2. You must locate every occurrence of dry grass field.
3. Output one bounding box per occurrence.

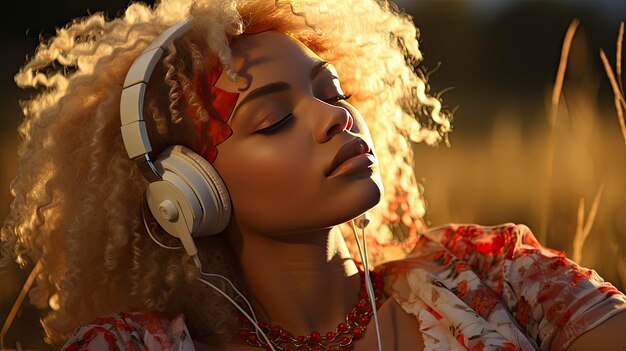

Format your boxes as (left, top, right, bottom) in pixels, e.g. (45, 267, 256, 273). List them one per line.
(414, 20, 626, 292)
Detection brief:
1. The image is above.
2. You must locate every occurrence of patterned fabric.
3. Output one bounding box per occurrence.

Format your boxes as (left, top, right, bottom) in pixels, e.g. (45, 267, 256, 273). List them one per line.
(377, 223, 626, 351)
(59, 223, 626, 351)
(59, 311, 193, 351)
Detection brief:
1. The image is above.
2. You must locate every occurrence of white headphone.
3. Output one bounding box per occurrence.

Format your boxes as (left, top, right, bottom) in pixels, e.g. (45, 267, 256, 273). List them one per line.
(119, 20, 232, 267)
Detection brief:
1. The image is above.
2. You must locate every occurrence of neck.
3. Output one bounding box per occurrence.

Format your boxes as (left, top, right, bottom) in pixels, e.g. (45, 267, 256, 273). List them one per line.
(228, 224, 362, 338)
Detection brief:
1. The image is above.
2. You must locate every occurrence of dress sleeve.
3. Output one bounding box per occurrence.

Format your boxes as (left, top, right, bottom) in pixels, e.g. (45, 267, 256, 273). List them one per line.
(423, 223, 626, 351)
(60, 329, 117, 350)
(59, 311, 194, 351)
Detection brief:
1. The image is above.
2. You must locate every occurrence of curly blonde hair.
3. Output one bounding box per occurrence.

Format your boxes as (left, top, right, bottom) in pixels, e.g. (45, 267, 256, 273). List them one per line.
(1, 0, 452, 347)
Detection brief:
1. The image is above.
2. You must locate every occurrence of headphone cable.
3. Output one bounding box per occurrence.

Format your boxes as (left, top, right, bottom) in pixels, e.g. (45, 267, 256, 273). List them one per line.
(351, 214, 383, 351)
(141, 195, 183, 250)
(196, 275, 276, 351)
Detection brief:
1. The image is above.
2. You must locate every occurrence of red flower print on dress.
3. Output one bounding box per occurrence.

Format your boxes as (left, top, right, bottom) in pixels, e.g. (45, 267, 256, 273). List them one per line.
(426, 305, 444, 320)
(515, 296, 532, 329)
(63, 326, 121, 351)
(455, 333, 467, 347)
(470, 284, 499, 318)
(456, 279, 468, 299)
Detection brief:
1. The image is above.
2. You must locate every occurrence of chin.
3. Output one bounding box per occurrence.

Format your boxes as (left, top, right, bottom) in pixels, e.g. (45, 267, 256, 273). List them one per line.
(359, 173, 384, 211)
(328, 172, 384, 225)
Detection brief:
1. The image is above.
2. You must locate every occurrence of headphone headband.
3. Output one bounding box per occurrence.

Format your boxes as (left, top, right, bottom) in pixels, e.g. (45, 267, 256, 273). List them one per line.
(120, 20, 193, 182)
(119, 19, 232, 252)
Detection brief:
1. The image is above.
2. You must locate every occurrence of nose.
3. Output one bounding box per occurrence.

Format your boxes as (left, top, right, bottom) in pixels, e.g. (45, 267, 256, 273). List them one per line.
(312, 102, 354, 143)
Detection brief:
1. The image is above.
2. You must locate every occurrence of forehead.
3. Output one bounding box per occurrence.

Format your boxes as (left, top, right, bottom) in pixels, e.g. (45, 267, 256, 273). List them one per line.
(214, 30, 322, 93)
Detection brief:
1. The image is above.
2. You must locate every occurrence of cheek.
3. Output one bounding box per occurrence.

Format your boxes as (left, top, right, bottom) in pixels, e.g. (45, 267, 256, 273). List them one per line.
(213, 139, 313, 204)
(213, 138, 321, 232)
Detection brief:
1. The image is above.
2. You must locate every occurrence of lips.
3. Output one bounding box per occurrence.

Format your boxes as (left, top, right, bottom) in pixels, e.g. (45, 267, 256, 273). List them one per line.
(326, 138, 373, 177)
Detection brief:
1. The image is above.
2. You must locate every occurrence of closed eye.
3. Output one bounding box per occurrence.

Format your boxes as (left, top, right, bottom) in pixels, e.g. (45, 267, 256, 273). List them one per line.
(255, 113, 294, 134)
(255, 94, 352, 135)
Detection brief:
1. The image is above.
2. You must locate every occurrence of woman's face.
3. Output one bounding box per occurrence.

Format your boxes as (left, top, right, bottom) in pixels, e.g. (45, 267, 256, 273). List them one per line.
(212, 30, 383, 237)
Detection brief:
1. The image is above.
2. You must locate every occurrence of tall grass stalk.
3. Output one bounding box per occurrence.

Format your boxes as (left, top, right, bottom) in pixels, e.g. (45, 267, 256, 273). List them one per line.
(599, 21, 626, 148)
(539, 19, 579, 244)
(572, 183, 604, 263)
(617, 22, 623, 94)
(0, 261, 41, 351)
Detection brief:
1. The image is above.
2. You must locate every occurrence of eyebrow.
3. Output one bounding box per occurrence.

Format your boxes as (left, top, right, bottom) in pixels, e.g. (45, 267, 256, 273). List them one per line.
(231, 60, 334, 122)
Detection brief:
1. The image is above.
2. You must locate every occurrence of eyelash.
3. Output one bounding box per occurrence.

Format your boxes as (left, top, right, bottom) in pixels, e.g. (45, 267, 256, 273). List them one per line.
(256, 94, 353, 135)
(324, 93, 352, 104)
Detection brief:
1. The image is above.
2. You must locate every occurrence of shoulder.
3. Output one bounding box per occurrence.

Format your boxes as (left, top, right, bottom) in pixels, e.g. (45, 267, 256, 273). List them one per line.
(414, 222, 567, 267)
(380, 222, 626, 350)
(421, 222, 548, 253)
(60, 311, 194, 351)
(378, 222, 547, 274)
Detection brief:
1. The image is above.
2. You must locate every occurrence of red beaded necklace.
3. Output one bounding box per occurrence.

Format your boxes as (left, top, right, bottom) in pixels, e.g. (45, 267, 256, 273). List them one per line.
(237, 268, 385, 351)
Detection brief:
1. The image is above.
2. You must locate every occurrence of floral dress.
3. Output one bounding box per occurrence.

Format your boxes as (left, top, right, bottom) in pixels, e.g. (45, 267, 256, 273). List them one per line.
(59, 223, 626, 351)
(58, 311, 191, 351)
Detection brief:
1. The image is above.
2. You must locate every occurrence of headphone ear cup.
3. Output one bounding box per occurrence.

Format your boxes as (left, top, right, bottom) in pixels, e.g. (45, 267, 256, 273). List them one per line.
(146, 145, 231, 238)
(173, 145, 232, 235)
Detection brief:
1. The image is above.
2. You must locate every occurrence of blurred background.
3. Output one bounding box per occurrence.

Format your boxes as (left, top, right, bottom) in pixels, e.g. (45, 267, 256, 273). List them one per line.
(1, 0, 625, 349)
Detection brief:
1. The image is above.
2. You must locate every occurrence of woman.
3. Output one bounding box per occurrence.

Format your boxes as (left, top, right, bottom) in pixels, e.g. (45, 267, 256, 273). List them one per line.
(1, 0, 624, 350)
